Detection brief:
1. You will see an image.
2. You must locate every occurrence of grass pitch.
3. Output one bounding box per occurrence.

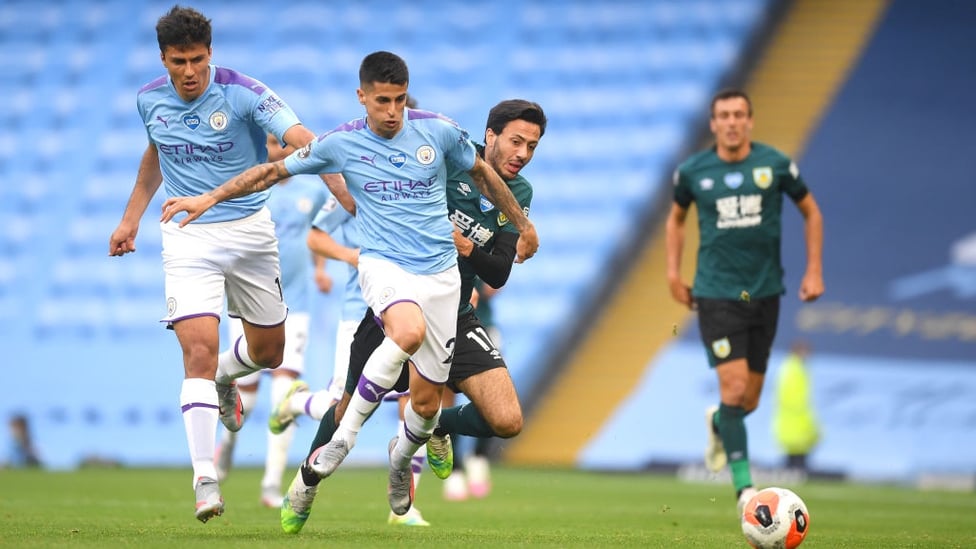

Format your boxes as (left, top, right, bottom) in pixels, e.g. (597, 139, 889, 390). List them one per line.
(1, 466, 973, 548)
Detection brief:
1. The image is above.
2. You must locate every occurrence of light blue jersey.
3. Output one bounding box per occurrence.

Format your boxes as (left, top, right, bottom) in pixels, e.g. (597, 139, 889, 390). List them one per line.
(138, 65, 302, 223)
(284, 108, 477, 275)
(312, 199, 368, 322)
(268, 177, 328, 314)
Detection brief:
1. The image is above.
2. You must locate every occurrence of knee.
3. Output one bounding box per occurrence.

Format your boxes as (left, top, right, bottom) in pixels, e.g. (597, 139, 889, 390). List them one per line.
(411, 398, 440, 420)
(249, 338, 285, 369)
(743, 395, 761, 414)
(391, 324, 425, 355)
(184, 342, 217, 377)
(490, 412, 523, 439)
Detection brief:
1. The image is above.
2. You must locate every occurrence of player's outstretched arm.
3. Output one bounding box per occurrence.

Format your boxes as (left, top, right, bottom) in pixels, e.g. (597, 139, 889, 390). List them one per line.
(109, 143, 162, 256)
(160, 161, 291, 227)
(467, 156, 538, 262)
(665, 202, 694, 308)
(795, 192, 824, 302)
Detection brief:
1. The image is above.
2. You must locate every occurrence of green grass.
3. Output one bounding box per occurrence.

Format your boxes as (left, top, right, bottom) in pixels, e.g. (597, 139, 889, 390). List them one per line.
(1, 466, 973, 548)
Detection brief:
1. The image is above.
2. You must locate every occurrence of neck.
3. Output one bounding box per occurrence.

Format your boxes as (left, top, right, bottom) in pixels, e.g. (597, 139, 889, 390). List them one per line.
(717, 141, 751, 163)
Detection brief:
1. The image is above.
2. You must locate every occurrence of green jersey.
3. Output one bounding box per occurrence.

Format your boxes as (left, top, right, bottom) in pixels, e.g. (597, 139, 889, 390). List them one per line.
(673, 141, 808, 300)
(446, 145, 533, 314)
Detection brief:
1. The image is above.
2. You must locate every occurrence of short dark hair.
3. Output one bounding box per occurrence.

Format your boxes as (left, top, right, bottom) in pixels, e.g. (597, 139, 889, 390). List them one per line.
(486, 99, 548, 138)
(710, 88, 752, 117)
(359, 51, 409, 88)
(156, 5, 212, 52)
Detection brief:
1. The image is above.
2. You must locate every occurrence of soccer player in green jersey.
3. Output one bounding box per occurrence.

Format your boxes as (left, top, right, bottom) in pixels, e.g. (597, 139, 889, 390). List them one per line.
(665, 88, 824, 513)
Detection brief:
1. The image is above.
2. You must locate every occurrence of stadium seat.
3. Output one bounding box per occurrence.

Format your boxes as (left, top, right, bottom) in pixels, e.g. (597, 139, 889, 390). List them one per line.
(0, 0, 771, 468)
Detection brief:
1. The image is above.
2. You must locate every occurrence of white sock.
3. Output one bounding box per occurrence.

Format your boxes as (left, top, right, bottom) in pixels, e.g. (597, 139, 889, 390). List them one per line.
(299, 389, 332, 421)
(335, 338, 410, 447)
(239, 388, 259, 423)
(392, 401, 439, 470)
(181, 378, 219, 485)
(411, 444, 426, 492)
(216, 335, 263, 385)
(263, 376, 297, 491)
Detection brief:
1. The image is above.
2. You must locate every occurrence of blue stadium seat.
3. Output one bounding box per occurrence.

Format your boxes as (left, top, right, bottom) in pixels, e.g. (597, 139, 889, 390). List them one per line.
(0, 0, 771, 468)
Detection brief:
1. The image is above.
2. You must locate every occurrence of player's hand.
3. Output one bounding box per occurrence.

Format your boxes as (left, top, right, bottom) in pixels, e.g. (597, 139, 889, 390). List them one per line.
(315, 270, 333, 293)
(160, 194, 217, 227)
(108, 223, 138, 256)
(514, 223, 539, 263)
(452, 227, 474, 257)
(668, 278, 694, 309)
(798, 272, 824, 302)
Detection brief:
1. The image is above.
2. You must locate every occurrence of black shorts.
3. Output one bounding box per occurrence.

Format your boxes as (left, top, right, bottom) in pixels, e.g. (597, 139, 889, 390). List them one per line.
(695, 296, 780, 373)
(344, 308, 410, 396)
(343, 308, 506, 396)
(445, 310, 507, 393)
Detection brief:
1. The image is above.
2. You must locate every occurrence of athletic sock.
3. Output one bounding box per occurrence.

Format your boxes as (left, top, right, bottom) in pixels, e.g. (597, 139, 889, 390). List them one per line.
(239, 388, 259, 422)
(717, 403, 752, 492)
(334, 338, 409, 446)
(263, 376, 297, 491)
(310, 405, 339, 452)
(180, 378, 219, 484)
(411, 445, 425, 492)
(300, 390, 332, 421)
(216, 335, 263, 384)
(434, 403, 495, 438)
(391, 401, 439, 470)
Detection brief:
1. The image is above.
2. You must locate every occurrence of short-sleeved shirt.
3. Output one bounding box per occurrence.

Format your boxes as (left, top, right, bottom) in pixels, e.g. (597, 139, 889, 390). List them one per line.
(446, 145, 533, 314)
(673, 141, 809, 300)
(311, 198, 368, 322)
(137, 65, 302, 223)
(268, 177, 329, 313)
(284, 108, 477, 275)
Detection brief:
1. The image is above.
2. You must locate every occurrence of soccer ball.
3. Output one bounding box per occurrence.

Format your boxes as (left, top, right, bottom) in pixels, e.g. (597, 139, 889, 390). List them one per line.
(740, 487, 810, 549)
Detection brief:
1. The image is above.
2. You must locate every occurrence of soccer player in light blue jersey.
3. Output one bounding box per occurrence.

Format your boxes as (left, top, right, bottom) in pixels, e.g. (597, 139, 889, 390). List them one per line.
(108, 6, 318, 523)
(215, 134, 330, 509)
(160, 51, 539, 521)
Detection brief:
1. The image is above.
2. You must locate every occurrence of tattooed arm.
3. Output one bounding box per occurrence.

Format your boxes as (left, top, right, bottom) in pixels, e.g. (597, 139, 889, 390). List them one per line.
(160, 160, 292, 227)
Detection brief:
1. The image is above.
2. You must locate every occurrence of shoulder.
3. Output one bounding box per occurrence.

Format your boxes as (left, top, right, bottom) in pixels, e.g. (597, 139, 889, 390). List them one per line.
(320, 117, 368, 142)
(751, 141, 793, 167)
(406, 108, 461, 128)
(508, 174, 534, 202)
(676, 147, 717, 175)
(212, 66, 268, 96)
(138, 75, 169, 97)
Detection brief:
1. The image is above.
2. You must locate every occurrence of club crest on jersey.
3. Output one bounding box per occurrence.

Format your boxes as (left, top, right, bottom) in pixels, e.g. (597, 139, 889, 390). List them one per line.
(699, 178, 714, 191)
(209, 111, 228, 131)
(480, 195, 495, 212)
(182, 114, 201, 130)
(416, 145, 436, 165)
(497, 211, 509, 226)
(711, 337, 731, 359)
(388, 153, 406, 168)
(753, 167, 772, 189)
(723, 172, 744, 189)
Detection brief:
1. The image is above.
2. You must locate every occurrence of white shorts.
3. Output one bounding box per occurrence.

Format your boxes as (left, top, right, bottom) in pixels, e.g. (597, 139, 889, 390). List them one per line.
(326, 318, 360, 401)
(358, 256, 460, 384)
(160, 208, 287, 327)
(230, 311, 310, 385)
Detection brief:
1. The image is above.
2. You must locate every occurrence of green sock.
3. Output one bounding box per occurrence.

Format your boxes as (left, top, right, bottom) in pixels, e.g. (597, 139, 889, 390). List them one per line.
(309, 405, 338, 453)
(717, 403, 752, 492)
(730, 460, 753, 494)
(435, 404, 495, 438)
